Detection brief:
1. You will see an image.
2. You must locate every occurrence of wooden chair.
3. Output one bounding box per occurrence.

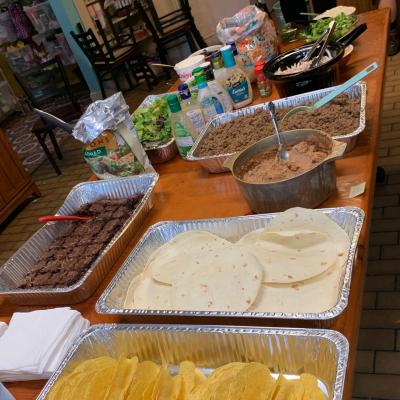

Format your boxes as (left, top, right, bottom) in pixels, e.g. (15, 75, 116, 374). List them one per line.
(134, 0, 206, 72)
(14, 56, 82, 175)
(70, 26, 156, 98)
(103, 0, 138, 47)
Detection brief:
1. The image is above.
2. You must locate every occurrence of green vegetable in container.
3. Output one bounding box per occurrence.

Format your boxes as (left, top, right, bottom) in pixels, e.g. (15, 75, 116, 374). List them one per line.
(305, 13, 356, 42)
(132, 97, 172, 143)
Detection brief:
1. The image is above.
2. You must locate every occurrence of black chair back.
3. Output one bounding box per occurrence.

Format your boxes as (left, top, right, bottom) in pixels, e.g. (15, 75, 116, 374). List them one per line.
(136, 0, 190, 37)
(103, 3, 137, 47)
(70, 28, 110, 64)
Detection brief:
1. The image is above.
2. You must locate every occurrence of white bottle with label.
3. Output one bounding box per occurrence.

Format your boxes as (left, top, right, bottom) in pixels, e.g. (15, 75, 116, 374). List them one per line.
(220, 45, 253, 109)
(178, 83, 206, 139)
(200, 61, 233, 113)
(211, 52, 229, 88)
(167, 94, 195, 159)
(193, 68, 225, 123)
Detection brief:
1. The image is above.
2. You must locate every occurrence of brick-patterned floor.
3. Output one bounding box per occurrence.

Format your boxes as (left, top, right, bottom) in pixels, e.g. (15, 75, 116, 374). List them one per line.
(353, 52, 400, 400)
(1, 58, 400, 398)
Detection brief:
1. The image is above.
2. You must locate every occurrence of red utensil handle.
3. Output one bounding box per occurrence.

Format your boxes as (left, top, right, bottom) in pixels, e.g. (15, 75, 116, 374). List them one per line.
(38, 215, 91, 222)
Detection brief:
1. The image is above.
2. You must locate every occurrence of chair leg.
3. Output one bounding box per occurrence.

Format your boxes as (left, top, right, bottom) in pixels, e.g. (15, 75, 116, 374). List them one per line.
(48, 129, 63, 160)
(96, 71, 106, 98)
(34, 131, 61, 175)
(186, 32, 197, 53)
(190, 22, 207, 48)
(124, 62, 135, 89)
(157, 44, 170, 79)
(110, 69, 122, 92)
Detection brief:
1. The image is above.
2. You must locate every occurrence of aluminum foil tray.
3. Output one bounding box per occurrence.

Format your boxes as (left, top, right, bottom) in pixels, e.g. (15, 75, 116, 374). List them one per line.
(37, 324, 349, 400)
(0, 174, 158, 305)
(187, 82, 367, 173)
(97, 207, 364, 321)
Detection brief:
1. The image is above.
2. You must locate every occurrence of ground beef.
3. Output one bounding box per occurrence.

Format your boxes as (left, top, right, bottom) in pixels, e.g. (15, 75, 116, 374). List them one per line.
(18, 196, 143, 289)
(196, 95, 360, 157)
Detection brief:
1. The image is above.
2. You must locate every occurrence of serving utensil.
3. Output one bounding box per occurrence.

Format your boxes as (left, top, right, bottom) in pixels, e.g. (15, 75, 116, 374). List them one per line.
(281, 62, 378, 122)
(38, 215, 91, 223)
(302, 25, 331, 62)
(310, 20, 336, 68)
(268, 102, 289, 161)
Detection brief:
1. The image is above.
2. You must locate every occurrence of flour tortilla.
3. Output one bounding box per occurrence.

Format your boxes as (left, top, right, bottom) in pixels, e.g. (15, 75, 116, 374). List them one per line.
(123, 274, 142, 309)
(171, 246, 263, 311)
(238, 230, 338, 284)
(249, 261, 343, 313)
(266, 207, 350, 257)
(146, 231, 231, 285)
(124, 275, 171, 310)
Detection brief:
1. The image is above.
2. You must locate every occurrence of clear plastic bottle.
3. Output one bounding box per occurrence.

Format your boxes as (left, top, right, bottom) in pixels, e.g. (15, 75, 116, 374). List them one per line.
(178, 83, 206, 138)
(192, 67, 225, 123)
(220, 45, 253, 109)
(200, 61, 233, 113)
(167, 94, 195, 159)
(211, 51, 229, 88)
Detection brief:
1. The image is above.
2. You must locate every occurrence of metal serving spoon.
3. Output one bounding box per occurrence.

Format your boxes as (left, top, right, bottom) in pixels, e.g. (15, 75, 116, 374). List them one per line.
(268, 102, 289, 161)
(281, 62, 378, 122)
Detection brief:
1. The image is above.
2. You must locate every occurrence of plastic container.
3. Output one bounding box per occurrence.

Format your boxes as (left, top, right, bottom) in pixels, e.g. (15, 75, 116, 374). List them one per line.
(220, 45, 253, 109)
(178, 83, 206, 138)
(0, 12, 16, 45)
(254, 60, 271, 97)
(167, 94, 195, 158)
(263, 42, 343, 97)
(200, 61, 232, 113)
(174, 54, 205, 83)
(23, 1, 59, 34)
(193, 68, 225, 123)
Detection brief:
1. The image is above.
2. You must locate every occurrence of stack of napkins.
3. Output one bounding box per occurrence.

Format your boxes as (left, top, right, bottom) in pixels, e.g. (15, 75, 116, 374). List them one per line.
(0, 308, 89, 381)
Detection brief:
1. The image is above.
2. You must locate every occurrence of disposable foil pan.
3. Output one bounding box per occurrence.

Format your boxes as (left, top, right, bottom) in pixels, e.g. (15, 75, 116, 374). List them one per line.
(187, 81, 366, 173)
(97, 207, 364, 321)
(143, 137, 178, 164)
(37, 324, 349, 400)
(0, 174, 158, 305)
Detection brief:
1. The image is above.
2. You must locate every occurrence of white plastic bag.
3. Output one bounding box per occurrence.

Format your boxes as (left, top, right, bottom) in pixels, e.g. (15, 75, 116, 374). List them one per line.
(217, 6, 278, 81)
(73, 92, 155, 180)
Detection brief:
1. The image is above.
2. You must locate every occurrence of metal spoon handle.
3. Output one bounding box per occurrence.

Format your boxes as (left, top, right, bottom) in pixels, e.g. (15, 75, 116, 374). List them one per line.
(313, 62, 378, 110)
(268, 102, 282, 146)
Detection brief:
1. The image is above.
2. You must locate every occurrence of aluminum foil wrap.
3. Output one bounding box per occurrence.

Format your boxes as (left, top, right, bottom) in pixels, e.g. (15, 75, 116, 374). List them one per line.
(72, 92, 154, 179)
(37, 324, 349, 400)
(97, 207, 364, 321)
(187, 81, 367, 173)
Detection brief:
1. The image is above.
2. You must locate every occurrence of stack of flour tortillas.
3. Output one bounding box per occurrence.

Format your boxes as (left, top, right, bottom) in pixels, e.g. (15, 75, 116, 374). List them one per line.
(124, 208, 351, 313)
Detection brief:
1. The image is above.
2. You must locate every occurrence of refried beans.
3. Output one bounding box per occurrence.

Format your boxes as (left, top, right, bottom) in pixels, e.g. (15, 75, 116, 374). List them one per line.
(237, 140, 332, 184)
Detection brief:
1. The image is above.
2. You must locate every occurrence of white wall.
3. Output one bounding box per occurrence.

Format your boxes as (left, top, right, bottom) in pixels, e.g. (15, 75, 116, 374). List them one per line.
(190, 0, 250, 44)
(153, 0, 249, 45)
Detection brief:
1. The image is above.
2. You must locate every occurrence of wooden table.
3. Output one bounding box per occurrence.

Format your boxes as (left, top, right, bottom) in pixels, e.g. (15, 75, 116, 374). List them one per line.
(0, 8, 389, 399)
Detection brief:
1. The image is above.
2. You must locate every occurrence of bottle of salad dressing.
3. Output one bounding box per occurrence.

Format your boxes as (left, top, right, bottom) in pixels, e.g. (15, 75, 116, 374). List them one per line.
(220, 45, 253, 109)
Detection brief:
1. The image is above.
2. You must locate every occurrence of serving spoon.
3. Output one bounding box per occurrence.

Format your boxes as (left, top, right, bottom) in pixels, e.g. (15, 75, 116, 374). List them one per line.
(281, 62, 378, 122)
(268, 102, 289, 161)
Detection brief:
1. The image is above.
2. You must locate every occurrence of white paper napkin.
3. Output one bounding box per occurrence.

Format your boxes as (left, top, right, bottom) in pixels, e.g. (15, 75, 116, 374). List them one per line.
(0, 308, 89, 381)
(0, 322, 7, 338)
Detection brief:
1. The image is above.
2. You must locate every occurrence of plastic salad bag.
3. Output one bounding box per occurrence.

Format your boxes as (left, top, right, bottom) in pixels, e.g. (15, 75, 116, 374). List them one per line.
(73, 92, 154, 179)
(216, 5, 278, 81)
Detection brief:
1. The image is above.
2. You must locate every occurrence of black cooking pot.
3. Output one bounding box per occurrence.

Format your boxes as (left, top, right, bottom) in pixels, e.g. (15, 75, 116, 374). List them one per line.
(264, 23, 367, 97)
